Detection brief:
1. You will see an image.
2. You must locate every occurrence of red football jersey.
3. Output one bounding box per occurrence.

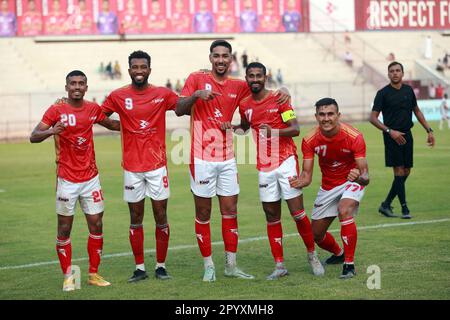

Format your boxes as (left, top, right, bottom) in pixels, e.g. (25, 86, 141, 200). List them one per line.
(302, 123, 366, 190)
(41, 101, 106, 183)
(181, 71, 250, 162)
(102, 85, 178, 172)
(239, 91, 298, 172)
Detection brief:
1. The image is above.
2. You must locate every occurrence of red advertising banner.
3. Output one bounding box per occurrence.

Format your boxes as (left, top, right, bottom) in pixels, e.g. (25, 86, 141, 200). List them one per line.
(0, 0, 17, 36)
(355, 0, 450, 30)
(64, 0, 94, 34)
(280, 0, 303, 32)
(42, 0, 68, 35)
(16, 0, 43, 36)
(213, 0, 236, 33)
(118, 0, 143, 34)
(258, 0, 281, 33)
(169, 0, 191, 33)
(143, 0, 167, 34)
(95, 0, 119, 34)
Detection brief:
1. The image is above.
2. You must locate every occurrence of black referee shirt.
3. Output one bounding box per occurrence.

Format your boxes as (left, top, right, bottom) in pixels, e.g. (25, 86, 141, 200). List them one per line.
(372, 84, 417, 132)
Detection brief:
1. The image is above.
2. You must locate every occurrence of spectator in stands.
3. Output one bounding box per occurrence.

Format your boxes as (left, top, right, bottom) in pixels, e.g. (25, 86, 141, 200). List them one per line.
(113, 61, 122, 79)
(105, 61, 114, 79)
(241, 51, 248, 69)
(436, 59, 445, 73)
(344, 51, 353, 67)
(174, 79, 182, 94)
(230, 58, 239, 76)
(387, 52, 395, 62)
(21, 0, 43, 36)
(436, 83, 445, 99)
(193, 0, 214, 33)
(165, 79, 173, 90)
(344, 30, 351, 45)
(440, 94, 449, 130)
(428, 81, 436, 99)
(267, 68, 276, 87)
(276, 69, 283, 85)
(97, 0, 118, 35)
(442, 52, 449, 68)
(0, 0, 16, 36)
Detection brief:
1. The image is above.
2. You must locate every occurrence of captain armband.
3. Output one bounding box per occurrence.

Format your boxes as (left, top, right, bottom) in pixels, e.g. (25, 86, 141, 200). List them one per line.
(281, 110, 296, 122)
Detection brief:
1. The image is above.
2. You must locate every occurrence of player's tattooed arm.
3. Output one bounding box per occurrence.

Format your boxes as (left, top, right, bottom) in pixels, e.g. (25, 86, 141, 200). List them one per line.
(98, 118, 121, 131)
(267, 117, 300, 138)
(30, 121, 65, 143)
(350, 158, 370, 186)
(289, 159, 314, 189)
(175, 90, 222, 116)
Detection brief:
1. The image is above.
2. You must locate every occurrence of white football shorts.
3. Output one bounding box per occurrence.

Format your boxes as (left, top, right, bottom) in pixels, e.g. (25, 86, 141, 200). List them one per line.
(311, 181, 365, 220)
(258, 155, 302, 202)
(190, 157, 239, 198)
(123, 166, 170, 202)
(56, 175, 104, 216)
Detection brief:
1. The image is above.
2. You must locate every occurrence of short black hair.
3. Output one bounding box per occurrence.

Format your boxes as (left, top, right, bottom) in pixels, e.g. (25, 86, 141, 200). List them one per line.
(388, 61, 404, 73)
(210, 39, 232, 53)
(66, 70, 87, 82)
(315, 97, 339, 112)
(246, 62, 266, 75)
(128, 50, 151, 67)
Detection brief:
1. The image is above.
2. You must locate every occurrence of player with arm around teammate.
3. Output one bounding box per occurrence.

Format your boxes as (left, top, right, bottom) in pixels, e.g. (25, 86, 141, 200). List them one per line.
(290, 98, 369, 279)
(101, 51, 179, 282)
(175, 39, 291, 282)
(30, 70, 120, 291)
(225, 62, 324, 280)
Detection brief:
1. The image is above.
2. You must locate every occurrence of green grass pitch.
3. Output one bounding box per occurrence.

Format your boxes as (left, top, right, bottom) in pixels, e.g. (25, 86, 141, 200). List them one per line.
(0, 121, 449, 300)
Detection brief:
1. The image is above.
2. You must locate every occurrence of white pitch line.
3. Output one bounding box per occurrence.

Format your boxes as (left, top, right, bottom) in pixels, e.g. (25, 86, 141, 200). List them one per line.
(1, 218, 449, 271)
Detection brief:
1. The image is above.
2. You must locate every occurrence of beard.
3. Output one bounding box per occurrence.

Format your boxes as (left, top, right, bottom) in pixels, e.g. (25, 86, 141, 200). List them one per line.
(131, 75, 149, 87)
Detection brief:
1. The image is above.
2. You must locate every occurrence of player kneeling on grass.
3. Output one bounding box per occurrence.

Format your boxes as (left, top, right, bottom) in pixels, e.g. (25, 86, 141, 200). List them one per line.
(224, 62, 324, 280)
(30, 70, 120, 291)
(290, 98, 369, 279)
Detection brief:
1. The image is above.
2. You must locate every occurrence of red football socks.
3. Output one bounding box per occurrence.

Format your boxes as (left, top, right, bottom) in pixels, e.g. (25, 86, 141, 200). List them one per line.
(340, 217, 357, 264)
(291, 209, 315, 253)
(316, 232, 343, 256)
(56, 237, 72, 276)
(155, 224, 170, 264)
(267, 220, 284, 263)
(87, 233, 103, 274)
(129, 225, 144, 265)
(195, 218, 211, 257)
(222, 214, 238, 253)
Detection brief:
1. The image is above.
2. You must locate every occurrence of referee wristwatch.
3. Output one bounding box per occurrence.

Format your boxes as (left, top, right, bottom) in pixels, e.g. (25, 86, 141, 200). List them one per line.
(384, 127, 391, 134)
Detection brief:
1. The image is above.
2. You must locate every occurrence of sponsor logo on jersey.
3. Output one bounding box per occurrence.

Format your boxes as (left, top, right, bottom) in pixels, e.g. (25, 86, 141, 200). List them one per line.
(89, 116, 97, 121)
(205, 83, 212, 91)
(313, 203, 323, 208)
(77, 137, 87, 145)
(140, 120, 149, 129)
(153, 98, 165, 103)
(259, 183, 269, 188)
(214, 108, 223, 118)
(199, 180, 210, 185)
(268, 108, 278, 113)
(57, 196, 69, 202)
(228, 93, 237, 98)
(125, 185, 135, 190)
(341, 149, 351, 153)
(331, 161, 342, 168)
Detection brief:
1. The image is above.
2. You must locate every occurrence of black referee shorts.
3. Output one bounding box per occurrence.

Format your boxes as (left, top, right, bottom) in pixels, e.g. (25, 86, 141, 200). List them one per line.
(383, 130, 413, 168)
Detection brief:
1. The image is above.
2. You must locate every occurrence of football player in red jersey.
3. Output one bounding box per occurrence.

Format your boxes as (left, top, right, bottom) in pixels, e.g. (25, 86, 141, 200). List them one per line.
(102, 51, 178, 282)
(226, 62, 324, 280)
(30, 70, 120, 291)
(176, 40, 290, 282)
(290, 98, 370, 279)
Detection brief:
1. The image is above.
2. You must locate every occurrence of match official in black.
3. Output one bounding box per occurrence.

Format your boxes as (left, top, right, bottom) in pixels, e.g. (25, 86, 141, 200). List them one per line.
(370, 61, 435, 219)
